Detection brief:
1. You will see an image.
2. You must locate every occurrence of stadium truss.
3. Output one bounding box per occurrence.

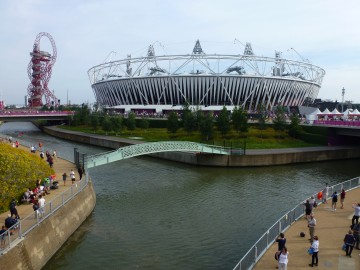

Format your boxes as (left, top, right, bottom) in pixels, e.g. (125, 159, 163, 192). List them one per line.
(88, 41, 325, 111)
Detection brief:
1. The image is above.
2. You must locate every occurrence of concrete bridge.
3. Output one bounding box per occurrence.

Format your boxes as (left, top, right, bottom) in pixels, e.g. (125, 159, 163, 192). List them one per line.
(0, 110, 74, 121)
(86, 141, 239, 169)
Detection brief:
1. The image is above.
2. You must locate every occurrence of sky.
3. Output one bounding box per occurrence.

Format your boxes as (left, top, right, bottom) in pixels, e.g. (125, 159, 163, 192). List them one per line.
(1, 0, 360, 106)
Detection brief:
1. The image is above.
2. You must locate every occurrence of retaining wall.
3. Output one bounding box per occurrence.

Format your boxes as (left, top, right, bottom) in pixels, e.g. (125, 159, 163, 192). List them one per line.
(1, 181, 96, 270)
(43, 126, 360, 167)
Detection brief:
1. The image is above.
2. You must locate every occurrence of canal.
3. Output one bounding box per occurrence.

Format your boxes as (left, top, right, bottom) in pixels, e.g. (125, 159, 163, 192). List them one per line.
(1, 122, 359, 270)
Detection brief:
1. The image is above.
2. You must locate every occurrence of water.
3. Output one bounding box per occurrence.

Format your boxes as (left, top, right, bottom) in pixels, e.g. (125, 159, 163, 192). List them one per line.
(1, 122, 359, 270)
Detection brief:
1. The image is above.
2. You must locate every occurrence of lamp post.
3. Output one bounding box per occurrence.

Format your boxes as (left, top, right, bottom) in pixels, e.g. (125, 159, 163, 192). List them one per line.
(341, 87, 345, 113)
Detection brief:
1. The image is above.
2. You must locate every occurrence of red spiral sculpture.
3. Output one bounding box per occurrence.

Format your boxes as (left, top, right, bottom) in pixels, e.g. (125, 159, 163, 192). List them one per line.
(27, 32, 59, 108)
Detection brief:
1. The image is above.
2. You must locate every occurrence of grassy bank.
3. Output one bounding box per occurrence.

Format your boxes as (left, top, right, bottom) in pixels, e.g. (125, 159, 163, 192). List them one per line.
(59, 125, 319, 149)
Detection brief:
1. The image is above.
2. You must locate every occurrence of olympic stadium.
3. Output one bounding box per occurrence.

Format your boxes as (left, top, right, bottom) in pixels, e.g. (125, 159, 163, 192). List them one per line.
(88, 40, 325, 114)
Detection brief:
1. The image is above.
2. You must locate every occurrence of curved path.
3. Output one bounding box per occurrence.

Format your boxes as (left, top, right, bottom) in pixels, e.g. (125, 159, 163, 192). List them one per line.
(254, 187, 360, 269)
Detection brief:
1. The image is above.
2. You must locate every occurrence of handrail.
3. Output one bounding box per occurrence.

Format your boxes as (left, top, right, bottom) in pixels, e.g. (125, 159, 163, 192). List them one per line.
(232, 176, 360, 270)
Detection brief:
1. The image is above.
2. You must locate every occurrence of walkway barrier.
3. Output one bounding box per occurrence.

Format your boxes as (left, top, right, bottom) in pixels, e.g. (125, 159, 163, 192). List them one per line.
(0, 149, 90, 255)
(232, 176, 360, 270)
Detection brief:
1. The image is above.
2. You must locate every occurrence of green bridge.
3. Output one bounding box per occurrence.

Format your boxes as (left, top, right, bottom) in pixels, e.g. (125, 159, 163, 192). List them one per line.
(86, 141, 242, 169)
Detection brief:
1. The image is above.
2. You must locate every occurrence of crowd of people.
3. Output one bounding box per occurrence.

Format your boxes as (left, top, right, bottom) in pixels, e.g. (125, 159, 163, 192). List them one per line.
(0, 139, 83, 250)
(272, 184, 360, 269)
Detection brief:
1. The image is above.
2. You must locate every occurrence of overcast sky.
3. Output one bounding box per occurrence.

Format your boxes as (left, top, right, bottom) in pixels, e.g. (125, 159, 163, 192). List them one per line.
(1, 0, 360, 106)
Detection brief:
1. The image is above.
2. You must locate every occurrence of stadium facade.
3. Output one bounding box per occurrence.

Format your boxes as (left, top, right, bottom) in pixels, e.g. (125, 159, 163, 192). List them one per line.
(88, 41, 325, 113)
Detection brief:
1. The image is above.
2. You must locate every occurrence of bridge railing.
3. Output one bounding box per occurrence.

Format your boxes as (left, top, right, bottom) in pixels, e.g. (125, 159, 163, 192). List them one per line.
(314, 120, 360, 127)
(232, 176, 360, 270)
(0, 149, 90, 254)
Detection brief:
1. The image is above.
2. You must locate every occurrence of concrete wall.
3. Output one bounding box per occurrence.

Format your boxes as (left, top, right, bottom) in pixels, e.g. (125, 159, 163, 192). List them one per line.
(1, 181, 96, 270)
(43, 126, 360, 167)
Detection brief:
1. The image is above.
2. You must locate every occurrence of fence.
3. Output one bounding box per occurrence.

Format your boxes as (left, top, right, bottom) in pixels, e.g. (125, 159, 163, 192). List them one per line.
(0, 148, 89, 255)
(232, 176, 360, 270)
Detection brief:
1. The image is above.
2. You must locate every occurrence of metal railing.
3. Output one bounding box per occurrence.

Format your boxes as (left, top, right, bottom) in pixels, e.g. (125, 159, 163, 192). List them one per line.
(233, 176, 360, 270)
(0, 149, 90, 255)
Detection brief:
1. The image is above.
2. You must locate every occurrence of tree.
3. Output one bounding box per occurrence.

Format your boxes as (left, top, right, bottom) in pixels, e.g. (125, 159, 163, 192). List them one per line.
(111, 115, 123, 135)
(182, 103, 197, 134)
(138, 117, 150, 129)
(257, 104, 267, 130)
(216, 106, 230, 137)
(167, 111, 179, 133)
(126, 112, 136, 130)
(273, 106, 287, 132)
(288, 112, 303, 138)
(199, 111, 214, 140)
(232, 106, 248, 134)
(101, 114, 112, 134)
(90, 113, 100, 131)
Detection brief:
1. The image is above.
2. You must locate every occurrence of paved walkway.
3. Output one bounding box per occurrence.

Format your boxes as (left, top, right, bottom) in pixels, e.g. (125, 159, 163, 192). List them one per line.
(0, 143, 80, 233)
(254, 186, 360, 270)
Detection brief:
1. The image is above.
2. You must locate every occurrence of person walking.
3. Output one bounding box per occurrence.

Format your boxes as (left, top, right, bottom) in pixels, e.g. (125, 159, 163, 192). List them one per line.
(340, 189, 346, 209)
(277, 247, 289, 270)
(308, 213, 316, 242)
(331, 191, 338, 211)
(78, 167, 83, 180)
(62, 172, 68, 186)
(352, 203, 360, 226)
(70, 169, 76, 184)
(304, 200, 313, 219)
(352, 220, 360, 250)
(344, 230, 356, 257)
(38, 195, 45, 218)
(309, 235, 319, 267)
(9, 198, 20, 219)
(322, 183, 330, 204)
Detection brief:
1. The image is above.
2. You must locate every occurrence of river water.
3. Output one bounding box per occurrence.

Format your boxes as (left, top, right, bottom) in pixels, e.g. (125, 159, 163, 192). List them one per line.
(1, 122, 359, 270)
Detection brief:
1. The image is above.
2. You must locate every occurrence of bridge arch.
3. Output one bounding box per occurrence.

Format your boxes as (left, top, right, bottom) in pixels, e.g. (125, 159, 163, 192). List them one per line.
(86, 141, 238, 169)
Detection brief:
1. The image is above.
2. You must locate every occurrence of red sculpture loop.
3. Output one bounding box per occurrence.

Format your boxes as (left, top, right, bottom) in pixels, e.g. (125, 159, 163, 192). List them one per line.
(27, 32, 59, 108)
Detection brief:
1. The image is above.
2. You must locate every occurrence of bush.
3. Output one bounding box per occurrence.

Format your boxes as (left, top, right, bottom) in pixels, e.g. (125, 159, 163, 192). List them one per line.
(0, 143, 54, 212)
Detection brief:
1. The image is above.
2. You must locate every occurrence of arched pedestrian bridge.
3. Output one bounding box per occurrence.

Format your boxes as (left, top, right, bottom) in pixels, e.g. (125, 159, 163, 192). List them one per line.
(86, 141, 241, 169)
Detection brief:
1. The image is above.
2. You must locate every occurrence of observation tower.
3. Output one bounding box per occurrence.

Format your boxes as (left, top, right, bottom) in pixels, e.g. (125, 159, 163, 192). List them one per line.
(27, 32, 59, 108)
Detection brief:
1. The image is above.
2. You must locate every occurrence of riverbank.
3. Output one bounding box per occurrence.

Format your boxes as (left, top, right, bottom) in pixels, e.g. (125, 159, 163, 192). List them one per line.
(0, 144, 96, 270)
(43, 125, 360, 167)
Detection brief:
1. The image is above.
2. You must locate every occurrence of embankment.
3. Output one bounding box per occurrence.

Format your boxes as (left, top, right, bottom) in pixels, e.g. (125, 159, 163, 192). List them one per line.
(43, 126, 360, 167)
(1, 181, 96, 270)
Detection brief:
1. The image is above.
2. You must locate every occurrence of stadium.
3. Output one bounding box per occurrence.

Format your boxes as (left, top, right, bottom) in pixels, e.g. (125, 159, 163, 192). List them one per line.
(88, 40, 325, 114)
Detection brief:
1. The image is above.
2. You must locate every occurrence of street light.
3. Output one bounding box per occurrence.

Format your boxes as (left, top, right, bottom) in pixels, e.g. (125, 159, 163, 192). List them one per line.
(341, 87, 345, 113)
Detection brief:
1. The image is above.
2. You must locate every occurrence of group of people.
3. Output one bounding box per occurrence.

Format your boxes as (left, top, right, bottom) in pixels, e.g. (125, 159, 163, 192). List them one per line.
(273, 184, 360, 269)
(62, 168, 83, 186)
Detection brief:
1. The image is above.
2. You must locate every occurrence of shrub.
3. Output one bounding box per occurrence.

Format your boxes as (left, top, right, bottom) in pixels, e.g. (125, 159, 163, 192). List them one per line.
(0, 143, 54, 212)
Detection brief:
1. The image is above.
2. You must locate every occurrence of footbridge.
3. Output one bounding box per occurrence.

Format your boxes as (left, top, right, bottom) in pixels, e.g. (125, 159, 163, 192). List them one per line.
(86, 141, 239, 169)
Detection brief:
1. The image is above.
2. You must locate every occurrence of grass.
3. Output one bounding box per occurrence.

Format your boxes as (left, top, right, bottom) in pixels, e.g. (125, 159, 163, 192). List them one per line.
(59, 125, 319, 149)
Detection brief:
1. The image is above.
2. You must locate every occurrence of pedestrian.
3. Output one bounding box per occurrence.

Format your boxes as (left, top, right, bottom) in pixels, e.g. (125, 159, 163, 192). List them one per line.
(309, 235, 319, 267)
(47, 155, 54, 168)
(9, 198, 20, 219)
(331, 191, 338, 211)
(304, 200, 313, 219)
(40, 151, 44, 159)
(322, 183, 330, 204)
(308, 213, 316, 242)
(15, 141, 19, 148)
(344, 230, 356, 257)
(38, 195, 45, 218)
(277, 247, 289, 270)
(0, 225, 6, 248)
(352, 202, 360, 226)
(70, 169, 76, 184)
(78, 167, 83, 180)
(53, 150, 57, 158)
(62, 172, 67, 186)
(351, 220, 360, 250)
(275, 233, 286, 262)
(340, 189, 346, 209)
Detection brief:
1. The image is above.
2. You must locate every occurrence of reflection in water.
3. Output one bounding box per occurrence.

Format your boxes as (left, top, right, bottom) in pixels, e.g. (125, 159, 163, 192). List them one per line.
(1, 122, 359, 269)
